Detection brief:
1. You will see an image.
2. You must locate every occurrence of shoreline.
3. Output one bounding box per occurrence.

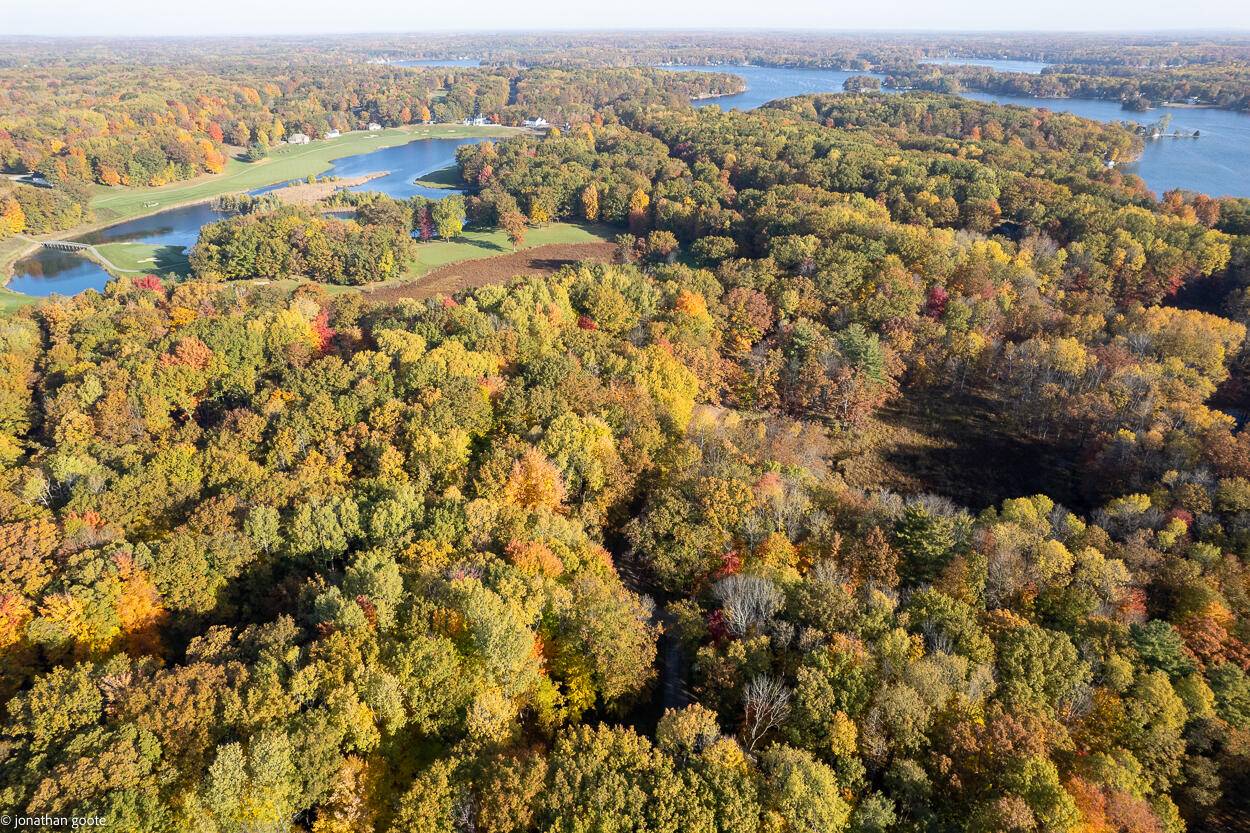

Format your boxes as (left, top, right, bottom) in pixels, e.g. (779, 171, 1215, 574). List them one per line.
(690, 87, 748, 101)
(1, 193, 224, 287)
(264, 171, 388, 204)
(1, 124, 525, 295)
(959, 85, 1247, 115)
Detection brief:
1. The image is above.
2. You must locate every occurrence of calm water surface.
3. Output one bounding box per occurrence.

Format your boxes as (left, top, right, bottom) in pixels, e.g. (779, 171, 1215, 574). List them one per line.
(671, 65, 888, 111)
(679, 65, 1250, 199)
(7, 249, 119, 297)
(252, 136, 489, 200)
(11, 136, 485, 296)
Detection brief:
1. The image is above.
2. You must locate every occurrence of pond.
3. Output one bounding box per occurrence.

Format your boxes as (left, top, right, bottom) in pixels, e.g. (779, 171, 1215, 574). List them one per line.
(9, 135, 486, 297)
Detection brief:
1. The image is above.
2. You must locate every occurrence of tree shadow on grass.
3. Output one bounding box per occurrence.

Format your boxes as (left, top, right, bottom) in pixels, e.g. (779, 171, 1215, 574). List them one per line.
(151, 245, 191, 276)
(412, 165, 464, 189)
(843, 386, 1087, 513)
(528, 257, 579, 270)
(447, 236, 508, 253)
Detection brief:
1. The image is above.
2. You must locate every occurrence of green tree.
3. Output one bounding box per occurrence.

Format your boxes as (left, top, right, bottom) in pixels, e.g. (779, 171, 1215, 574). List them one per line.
(760, 745, 851, 833)
(432, 195, 466, 240)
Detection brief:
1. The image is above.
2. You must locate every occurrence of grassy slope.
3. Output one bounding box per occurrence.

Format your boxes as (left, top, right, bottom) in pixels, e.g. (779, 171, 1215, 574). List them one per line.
(0, 286, 37, 313)
(406, 223, 613, 277)
(88, 124, 519, 224)
(251, 223, 615, 296)
(0, 237, 39, 313)
(411, 165, 463, 190)
(0, 236, 34, 273)
(94, 242, 191, 276)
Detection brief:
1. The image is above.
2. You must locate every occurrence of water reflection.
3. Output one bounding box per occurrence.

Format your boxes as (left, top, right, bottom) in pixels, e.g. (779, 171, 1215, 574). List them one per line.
(11, 136, 486, 296)
(7, 249, 112, 297)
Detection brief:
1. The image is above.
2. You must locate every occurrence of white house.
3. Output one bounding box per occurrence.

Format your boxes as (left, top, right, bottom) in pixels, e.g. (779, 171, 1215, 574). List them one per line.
(523, 117, 549, 129)
(367, 122, 382, 131)
(462, 115, 489, 126)
(325, 130, 341, 139)
(288, 133, 311, 145)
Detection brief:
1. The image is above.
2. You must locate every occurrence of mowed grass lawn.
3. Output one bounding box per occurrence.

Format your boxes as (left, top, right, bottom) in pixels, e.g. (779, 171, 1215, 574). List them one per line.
(0, 286, 38, 314)
(411, 165, 463, 190)
(94, 242, 191, 276)
(406, 223, 614, 278)
(87, 124, 520, 224)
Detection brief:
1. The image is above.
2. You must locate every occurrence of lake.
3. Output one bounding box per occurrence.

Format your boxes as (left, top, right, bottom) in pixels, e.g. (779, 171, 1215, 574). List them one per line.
(680, 64, 1250, 199)
(670, 65, 888, 111)
(9, 135, 486, 297)
(959, 91, 1250, 198)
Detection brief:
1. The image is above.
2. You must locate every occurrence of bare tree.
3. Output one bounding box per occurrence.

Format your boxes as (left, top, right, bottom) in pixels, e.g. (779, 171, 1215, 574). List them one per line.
(453, 792, 478, 833)
(713, 574, 783, 638)
(741, 674, 792, 753)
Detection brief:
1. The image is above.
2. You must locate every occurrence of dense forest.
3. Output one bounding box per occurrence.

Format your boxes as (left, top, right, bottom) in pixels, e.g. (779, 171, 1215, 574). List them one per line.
(5, 32, 1250, 833)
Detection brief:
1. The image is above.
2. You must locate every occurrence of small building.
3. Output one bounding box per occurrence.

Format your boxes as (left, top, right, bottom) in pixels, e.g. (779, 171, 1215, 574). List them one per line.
(462, 115, 489, 126)
(325, 130, 341, 139)
(287, 133, 311, 145)
(523, 117, 549, 129)
(367, 122, 382, 131)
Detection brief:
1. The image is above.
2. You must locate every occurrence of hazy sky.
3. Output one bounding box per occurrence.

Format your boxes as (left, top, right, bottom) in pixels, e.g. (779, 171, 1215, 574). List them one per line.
(3, 0, 1250, 37)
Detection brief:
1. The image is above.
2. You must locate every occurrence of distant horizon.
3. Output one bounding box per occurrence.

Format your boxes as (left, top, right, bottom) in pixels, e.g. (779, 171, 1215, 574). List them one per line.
(4, 0, 1250, 39)
(5, 27, 1250, 39)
